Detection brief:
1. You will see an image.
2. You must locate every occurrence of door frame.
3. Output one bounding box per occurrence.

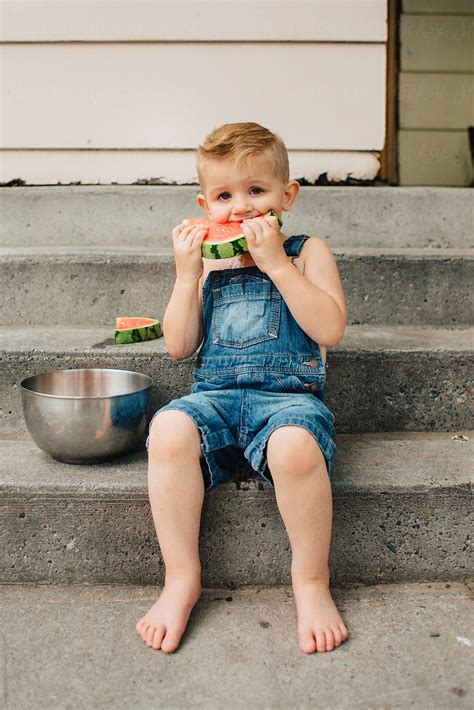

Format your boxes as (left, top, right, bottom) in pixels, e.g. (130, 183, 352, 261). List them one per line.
(379, 0, 399, 184)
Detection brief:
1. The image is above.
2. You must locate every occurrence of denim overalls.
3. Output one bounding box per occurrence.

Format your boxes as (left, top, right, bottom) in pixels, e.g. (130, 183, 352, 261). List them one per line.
(146, 235, 336, 491)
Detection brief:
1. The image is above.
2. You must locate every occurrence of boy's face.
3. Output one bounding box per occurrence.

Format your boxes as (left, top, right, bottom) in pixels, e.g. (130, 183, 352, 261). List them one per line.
(197, 154, 299, 223)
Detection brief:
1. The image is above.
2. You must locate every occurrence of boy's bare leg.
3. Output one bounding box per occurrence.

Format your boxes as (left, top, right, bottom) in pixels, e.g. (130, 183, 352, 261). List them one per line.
(266, 426, 349, 654)
(136, 411, 204, 653)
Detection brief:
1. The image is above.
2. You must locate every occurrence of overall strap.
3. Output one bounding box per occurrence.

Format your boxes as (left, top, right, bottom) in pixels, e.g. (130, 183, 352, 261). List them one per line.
(283, 234, 310, 258)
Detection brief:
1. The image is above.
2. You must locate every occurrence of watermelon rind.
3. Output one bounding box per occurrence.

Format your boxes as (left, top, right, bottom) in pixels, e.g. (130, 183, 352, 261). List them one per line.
(200, 209, 283, 260)
(267, 209, 283, 228)
(114, 318, 163, 345)
(202, 234, 248, 260)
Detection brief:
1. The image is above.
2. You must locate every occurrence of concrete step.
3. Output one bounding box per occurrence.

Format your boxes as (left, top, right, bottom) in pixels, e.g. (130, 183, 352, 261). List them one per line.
(1, 581, 472, 710)
(1, 247, 473, 326)
(1, 325, 472, 434)
(1, 185, 473, 249)
(1, 431, 472, 587)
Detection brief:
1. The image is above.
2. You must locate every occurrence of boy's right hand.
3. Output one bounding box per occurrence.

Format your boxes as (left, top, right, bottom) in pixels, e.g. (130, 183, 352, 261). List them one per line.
(172, 220, 208, 282)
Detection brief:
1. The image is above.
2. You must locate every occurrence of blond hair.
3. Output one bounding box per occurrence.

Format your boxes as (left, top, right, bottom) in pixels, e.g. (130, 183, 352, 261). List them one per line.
(196, 122, 289, 189)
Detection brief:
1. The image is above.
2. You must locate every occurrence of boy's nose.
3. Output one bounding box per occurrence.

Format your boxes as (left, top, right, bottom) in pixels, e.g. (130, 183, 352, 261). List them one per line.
(233, 202, 253, 216)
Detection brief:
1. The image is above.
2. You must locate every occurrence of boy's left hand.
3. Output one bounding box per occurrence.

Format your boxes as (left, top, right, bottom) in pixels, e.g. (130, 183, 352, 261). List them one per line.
(241, 214, 289, 275)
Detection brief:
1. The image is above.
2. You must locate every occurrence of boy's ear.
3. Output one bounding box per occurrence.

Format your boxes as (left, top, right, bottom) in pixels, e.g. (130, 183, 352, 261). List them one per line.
(196, 193, 212, 216)
(282, 180, 300, 212)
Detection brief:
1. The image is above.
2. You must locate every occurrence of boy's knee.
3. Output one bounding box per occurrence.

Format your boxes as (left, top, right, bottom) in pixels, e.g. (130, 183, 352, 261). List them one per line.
(149, 410, 202, 459)
(267, 426, 324, 474)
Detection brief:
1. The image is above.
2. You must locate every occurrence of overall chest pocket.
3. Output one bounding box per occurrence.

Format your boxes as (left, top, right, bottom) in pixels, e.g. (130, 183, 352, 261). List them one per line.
(210, 275, 281, 348)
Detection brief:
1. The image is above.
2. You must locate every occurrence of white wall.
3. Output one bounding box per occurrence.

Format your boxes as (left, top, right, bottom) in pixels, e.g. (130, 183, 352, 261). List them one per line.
(0, 0, 387, 184)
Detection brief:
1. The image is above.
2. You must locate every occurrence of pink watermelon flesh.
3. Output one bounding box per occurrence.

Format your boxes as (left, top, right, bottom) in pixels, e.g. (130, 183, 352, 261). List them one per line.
(186, 210, 282, 259)
(116, 317, 157, 330)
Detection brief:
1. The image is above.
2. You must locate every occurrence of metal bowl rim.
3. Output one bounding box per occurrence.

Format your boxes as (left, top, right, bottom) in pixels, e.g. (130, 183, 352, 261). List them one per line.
(20, 368, 153, 401)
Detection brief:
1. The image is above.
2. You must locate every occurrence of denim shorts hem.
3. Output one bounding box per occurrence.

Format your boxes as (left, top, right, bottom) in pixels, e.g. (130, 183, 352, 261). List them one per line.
(145, 400, 236, 491)
(145, 397, 336, 493)
(145, 400, 235, 452)
(246, 418, 336, 487)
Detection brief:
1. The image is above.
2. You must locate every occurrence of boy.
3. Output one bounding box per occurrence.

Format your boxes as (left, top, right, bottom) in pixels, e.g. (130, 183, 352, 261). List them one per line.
(136, 122, 349, 654)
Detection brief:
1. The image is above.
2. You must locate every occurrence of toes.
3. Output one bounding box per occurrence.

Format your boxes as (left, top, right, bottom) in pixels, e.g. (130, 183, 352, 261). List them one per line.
(298, 628, 317, 654)
(136, 616, 187, 653)
(139, 622, 150, 641)
(151, 626, 166, 650)
(314, 628, 327, 652)
(136, 617, 149, 635)
(324, 629, 335, 651)
(332, 626, 343, 646)
(161, 631, 181, 653)
(339, 623, 349, 640)
(145, 625, 156, 646)
(137, 621, 167, 650)
(299, 626, 345, 653)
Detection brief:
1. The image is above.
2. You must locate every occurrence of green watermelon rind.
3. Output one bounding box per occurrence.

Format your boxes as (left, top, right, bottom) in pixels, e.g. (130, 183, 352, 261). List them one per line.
(202, 234, 249, 260)
(201, 209, 283, 260)
(114, 321, 163, 345)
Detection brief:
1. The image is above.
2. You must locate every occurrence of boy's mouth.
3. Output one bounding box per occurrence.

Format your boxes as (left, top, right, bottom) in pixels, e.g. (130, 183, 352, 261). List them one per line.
(230, 212, 267, 223)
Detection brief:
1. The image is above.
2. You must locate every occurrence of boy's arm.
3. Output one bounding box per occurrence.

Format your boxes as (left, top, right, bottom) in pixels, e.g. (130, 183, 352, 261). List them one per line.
(162, 274, 204, 360)
(268, 237, 347, 348)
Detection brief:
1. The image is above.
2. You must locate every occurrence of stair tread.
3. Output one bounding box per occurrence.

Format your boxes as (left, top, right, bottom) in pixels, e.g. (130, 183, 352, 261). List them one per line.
(2, 185, 473, 250)
(1, 431, 471, 496)
(1, 324, 473, 354)
(2, 245, 474, 259)
(1, 580, 471, 709)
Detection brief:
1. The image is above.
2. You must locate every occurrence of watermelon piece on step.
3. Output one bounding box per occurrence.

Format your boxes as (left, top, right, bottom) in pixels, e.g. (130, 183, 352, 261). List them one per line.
(115, 317, 163, 345)
(186, 209, 283, 260)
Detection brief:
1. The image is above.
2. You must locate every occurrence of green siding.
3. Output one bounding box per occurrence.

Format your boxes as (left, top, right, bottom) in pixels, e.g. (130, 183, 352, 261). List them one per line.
(403, 0, 474, 15)
(399, 130, 472, 186)
(399, 73, 474, 129)
(401, 16, 474, 73)
(398, 10, 473, 185)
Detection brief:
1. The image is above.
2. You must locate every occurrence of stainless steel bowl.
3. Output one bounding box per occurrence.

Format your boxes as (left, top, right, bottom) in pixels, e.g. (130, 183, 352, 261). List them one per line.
(20, 368, 153, 464)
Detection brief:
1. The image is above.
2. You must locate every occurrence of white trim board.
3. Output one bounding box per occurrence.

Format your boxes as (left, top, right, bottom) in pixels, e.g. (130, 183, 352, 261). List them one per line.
(1, 43, 386, 150)
(0, 0, 388, 42)
(0, 149, 381, 185)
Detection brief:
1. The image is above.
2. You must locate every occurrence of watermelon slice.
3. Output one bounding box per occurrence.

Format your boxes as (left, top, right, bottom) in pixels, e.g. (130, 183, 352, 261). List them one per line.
(115, 317, 163, 345)
(186, 209, 283, 259)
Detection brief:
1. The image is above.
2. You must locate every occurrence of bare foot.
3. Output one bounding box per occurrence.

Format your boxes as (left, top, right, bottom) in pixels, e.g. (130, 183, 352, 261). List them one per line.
(292, 578, 349, 653)
(135, 577, 201, 653)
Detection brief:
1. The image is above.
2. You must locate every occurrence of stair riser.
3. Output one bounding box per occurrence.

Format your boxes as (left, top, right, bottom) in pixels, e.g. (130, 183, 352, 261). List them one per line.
(2, 488, 470, 586)
(2, 186, 472, 249)
(1, 254, 473, 326)
(2, 350, 472, 433)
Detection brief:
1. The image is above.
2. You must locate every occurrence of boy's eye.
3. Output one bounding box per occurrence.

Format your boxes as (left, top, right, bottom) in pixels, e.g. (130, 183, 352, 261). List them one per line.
(217, 187, 263, 200)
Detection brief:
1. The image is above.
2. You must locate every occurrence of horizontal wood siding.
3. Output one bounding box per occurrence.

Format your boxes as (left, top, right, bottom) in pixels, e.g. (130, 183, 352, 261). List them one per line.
(398, 5, 474, 185)
(402, 1, 474, 15)
(398, 131, 472, 186)
(1, 1, 387, 42)
(400, 16, 474, 73)
(399, 73, 474, 129)
(0, 0, 387, 185)
(1, 43, 385, 150)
